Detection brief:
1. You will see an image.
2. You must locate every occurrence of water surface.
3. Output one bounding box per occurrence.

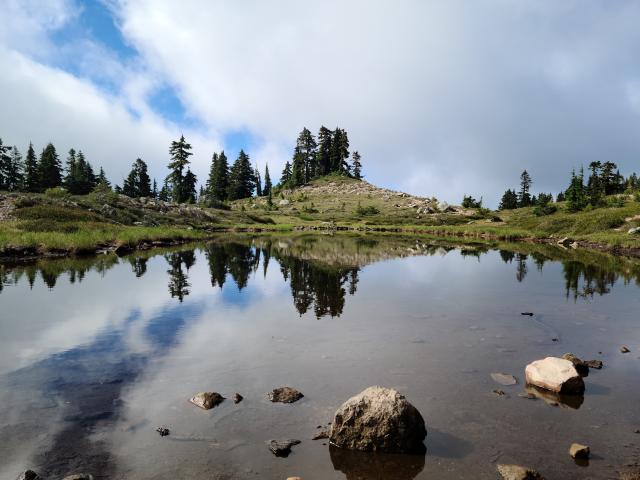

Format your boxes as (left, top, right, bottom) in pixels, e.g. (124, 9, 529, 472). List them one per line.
(1, 234, 640, 479)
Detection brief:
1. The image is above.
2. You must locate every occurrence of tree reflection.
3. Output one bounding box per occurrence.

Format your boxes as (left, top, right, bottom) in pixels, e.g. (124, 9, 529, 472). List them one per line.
(165, 251, 194, 302)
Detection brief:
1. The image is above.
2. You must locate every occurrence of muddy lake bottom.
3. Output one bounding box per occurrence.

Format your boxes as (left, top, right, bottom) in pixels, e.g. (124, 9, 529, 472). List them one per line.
(1, 234, 640, 479)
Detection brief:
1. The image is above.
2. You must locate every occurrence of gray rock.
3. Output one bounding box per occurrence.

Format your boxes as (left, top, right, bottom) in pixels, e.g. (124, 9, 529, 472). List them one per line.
(497, 464, 544, 480)
(569, 443, 590, 459)
(189, 391, 225, 410)
(621, 346, 631, 353)
(15, 471, 42, 480)
(628, 227, 640, 235)
(491, 373, 518, 386)
(268, 387, 304, 403)
(329, 386, 426, 453)
(267, 438, 301, 457)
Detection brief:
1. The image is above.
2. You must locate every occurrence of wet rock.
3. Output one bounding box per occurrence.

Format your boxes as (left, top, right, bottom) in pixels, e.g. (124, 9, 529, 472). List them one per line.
(621, 346, 631, 353)
(62, 475, 94, 480)
(569, 443, 590, 459)
(497, 464, 544, 480)
(584, 359, 603, 369)
(15, 471, 42, 480)
(233, 393, 243, 404)
(561, 353, 589, 375)
(268, 387, 304, 403)
(267, 438, 301, 457)
(493, 389, 506, 396)
(330, 445, 425, 480)
(491, 373, 518, 386)
(525, 357, 585, 395)
(329, 386, 426, 454)
(557, 237, 573, 247)
(312, 430, 329, 440)
(520, 312, 534, 316)
(155, 426, 170, 436)
(189, 391, 225, 410)
(518, 392, 537, 400)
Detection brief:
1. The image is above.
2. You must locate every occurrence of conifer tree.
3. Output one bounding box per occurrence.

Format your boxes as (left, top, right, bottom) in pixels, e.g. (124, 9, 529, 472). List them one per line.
(97, 167, 111, 188)
(123, 158, 152, 198)
(352, 151, 362, 180)
(152, 179, 158, 198)
(566, 168, 587, 212)
(517, 170, 532, 207)
(316, 126, 333, 176)
(63, 149, 78, 193)
(183, 168, 198, 203)
(206, 151, 230, 202)
(499, 189, 518, 210)
(296, 127, 317, 182)
(329, 127, 350, 175)
(587, 161, 604, 206)
(280, 161, 292, 186)
(38, 143, 62, 190)
(23, 142, 40, 193)
(254, 167, 262, 196)
(158, 178, 171, 201)
(290, 146, 305, 187)
(0, 139, 11, 190)
(227, 150, 254, 200)
(2, 146, 24, 191)
(168, 135, 193, 203)
(263, 164, 272, 197)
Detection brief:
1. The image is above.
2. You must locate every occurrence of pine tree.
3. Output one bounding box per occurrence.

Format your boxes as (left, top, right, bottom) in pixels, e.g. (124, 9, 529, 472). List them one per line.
(280, 161, 292, 186)
(316, 126, 333, 176)
(123, 158, 152, 198)
(183, 168, 198, 203)
(3, 146, 24, 191)
(76, 151, 96, 194)
(263, 164, 272, 197)
(152, 179, 158, 198)
(168, 135, 193, 203)
(227, 150, 254, 200)
(254, 167, 262, 196)
(0, 138, 11, 190)
(296, 127, 317, 182)
(587, 161, 604, 206)
(566, 168, 587, 212)
(206, 151, 230, 202)
(499, 189, 518, 210)
(158, 178, 171, 201)
(97, 167, 111, 188)
(63, 148, 78, 193)
(290, 146, 305, 187)
(38, 143, 62, 190)
(329, 127, 350, 174)
(352, 151, 363, 180)
(517, 170, 532, 207)
(23, 142, 40, 193)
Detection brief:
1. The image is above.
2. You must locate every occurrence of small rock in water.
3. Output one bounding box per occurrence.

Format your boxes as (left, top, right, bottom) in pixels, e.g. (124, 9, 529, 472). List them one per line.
(15, 471, 42, 480)
(155, 426, 170, 436)
(267, 439, 301, 457)
(518, 392, 537, 400)
(286, 477, 302, 480)
(621, 346, 631, 353)
(561, 353, 590, 375)
(569, 443, 590, 459)
(525, 357, 585, 395)
(491, 373, 518, 386)
(62, 475, 94, 480)
(521, 312, 534, 316)
(493, 389, 506, 396)
(268, 387, 304, 403)
(189, 392, 225, 410)
(584, 359, 603, 369)
(312, 430, 329, 440)
(497, 464, 544, 480)
(551, 338, 559, 342)
(233, 393, 243, 404)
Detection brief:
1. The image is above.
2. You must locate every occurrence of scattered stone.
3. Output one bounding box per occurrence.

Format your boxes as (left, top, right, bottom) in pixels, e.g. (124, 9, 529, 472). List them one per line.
(628, 227, 640, 235)
(286, 477, 302, 480)
(312, 430, 329, 440)
(493, 389, 506, 396)
(561, 353, 603, 373)
(551, 338, 559, 342)
(189, 391, 225, 410)
(521, 312, 534, 316)
(497, 464, 544, 480)
(155, 426, 170, 436)
(268, 387, 304, 403)
(329, 386, 426, 453)
(557, 237, 573, 247)
(621, 346, 631, 353)
(233, 393, 243, 404)
(584, 359, 603, 369)
(267, 439, 301, 457)
(569, 443, 590, 459)
(491, 373, 518, 386)
(62, 475, 94, 480)
(518, 392, 537, 400)
(15, 471, 42, 480)
(525, 357, 585, 395)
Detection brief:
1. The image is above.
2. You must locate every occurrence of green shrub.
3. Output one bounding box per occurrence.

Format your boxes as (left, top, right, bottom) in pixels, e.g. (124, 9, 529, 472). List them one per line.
(13, 196, 39, 208)
(355, 203, 380, 216)
(607, 196, 626, 208)
(533, 204, 558, 216)
(44, 187, 69, 198)
(245, 213, 275, 224)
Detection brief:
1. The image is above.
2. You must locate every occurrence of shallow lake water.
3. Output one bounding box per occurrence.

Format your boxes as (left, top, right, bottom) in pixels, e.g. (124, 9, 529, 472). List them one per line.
(1, 233, 640, 479)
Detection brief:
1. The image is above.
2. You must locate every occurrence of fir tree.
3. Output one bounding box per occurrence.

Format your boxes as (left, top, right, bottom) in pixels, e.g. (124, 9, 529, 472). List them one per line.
(158, 178, 171, 201)
(587, 161, 604, 206)
(123, 158, 152, 198)
(329, 127, 350, 174)
(63, 148, 77, 192)
(38, 143, 62, 190)
(499, 189, 518, 210)
(227, 150, 254, 200)
(23, 142, 40, 193)
(352, 151, 362, 180)
(97, 167, 111, 188)
(290, 146, 305, 187)
(0, 138, 11, 190)
(152, 179, 158, 198)
(254, 167, 262, 196)
(316, 126, 333, 176)
(168, 135, 193, 203)
(206, 151, 230, 202)
(183, 168, 198, 203)
(280, 161, 292, 186)
(263, 164, 272, 197)
(566, 168, 588, 212)
(3, 146, 24, 191)
(517, 170, 532, 207)
(296, 127, 317, 182)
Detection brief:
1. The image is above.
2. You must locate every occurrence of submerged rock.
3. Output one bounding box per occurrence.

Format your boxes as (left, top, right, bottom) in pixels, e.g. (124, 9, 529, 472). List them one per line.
(525, 357, 585, 395)
(497, 464, 544, 480)
(268, 387, 304, 403)
(561, 353, 603, 373)
(155, 426, 170, 436)
(15, 471, 42, 480)
(267, 438, 301, 457)
(329, 386, 426, 454)
(621, 346, 631, 353)
(233, 393, 244, 404)
(491, 373, 518, 386)
(189, 391, 225, 410)
(569, 443, 590, 459)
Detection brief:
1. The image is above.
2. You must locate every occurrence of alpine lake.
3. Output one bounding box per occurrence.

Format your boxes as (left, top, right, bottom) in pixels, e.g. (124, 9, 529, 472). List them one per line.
(1, 233, 640, 480)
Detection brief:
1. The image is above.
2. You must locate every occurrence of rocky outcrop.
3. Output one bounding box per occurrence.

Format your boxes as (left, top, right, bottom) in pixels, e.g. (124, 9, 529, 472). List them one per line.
(497, 464, 544, 480)
(268, 387, 304, 403)
(189, 391, 225, 410)
(525, 357, 585, 394)
(329, 386, 426, 454)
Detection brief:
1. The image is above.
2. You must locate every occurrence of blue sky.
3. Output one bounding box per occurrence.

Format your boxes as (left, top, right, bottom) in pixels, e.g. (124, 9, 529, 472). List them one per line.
(2, 1, 640, 205)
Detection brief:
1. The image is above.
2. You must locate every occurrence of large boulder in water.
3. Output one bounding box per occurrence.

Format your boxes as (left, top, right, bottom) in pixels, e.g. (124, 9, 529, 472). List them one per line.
(329, 386, 426, 454)
(525, 357, 585, 395)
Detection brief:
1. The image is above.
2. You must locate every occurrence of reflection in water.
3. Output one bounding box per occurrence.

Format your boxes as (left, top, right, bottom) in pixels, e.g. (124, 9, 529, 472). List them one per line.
(330, 446, 425, 480)
(524, 385, 585, 410)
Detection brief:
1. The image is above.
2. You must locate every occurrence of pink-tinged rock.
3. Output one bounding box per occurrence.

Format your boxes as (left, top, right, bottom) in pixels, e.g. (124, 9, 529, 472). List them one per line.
(525, 357, 584, 395)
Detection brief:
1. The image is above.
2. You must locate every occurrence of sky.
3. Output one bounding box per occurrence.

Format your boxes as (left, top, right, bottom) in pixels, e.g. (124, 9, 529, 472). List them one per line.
(1, 0, 640, 205)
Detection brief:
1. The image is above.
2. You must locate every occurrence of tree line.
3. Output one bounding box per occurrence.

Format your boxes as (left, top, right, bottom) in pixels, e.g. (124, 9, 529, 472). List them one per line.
(1, 127, 364, 206)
